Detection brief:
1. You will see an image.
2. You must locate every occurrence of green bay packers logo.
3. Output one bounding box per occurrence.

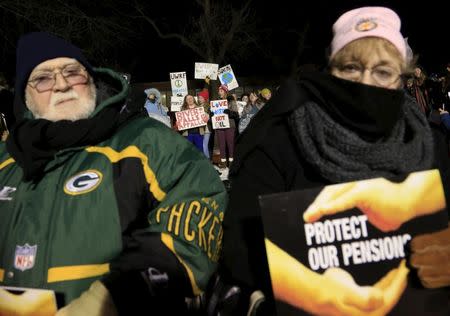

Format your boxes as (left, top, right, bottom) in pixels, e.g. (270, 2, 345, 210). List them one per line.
(64, 170, 103, 195)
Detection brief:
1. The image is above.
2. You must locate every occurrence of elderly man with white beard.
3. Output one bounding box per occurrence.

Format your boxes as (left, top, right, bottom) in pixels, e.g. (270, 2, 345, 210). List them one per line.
(25, 61, 96, 122)
(0, 32, 227, 315)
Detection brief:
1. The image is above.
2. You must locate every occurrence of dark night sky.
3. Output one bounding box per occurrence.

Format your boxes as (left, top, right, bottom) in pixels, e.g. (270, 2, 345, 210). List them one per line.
(263, 0, 449, 74)
(2, 1, 449, 84)
(122, 0, 449, 83)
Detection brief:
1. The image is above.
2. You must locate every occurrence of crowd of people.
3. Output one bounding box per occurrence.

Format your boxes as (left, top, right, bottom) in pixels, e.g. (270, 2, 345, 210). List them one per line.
(0, 5, 449, 316)
(133, 55, 450, 184)
(137, 78, 273, 181)
(404, 63, 450, 119)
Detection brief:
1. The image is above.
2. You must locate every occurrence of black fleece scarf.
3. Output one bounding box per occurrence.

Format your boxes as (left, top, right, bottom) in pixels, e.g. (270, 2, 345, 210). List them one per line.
(289, 72, 434, 182)
(299, 72, 405, 140)
(6, 70, 140, 181)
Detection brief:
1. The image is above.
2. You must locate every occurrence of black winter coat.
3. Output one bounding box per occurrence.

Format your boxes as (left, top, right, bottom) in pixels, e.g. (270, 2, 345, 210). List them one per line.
(222, 78, 450, 316)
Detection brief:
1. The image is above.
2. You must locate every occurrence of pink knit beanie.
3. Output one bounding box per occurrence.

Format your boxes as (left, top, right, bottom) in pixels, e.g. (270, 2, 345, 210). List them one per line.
(330, 7, 406, 60)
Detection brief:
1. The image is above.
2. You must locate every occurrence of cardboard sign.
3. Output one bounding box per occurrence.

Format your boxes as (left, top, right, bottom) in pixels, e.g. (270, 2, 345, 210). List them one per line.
(236, 101, 246, 116)
(210, 99, 228, 115)
(212, 114, 230, 129)
(218, 64, 239, 90)
(0, 286, 58, 315)
(175, 107, 206, 131)
(170, 72, 188, 97)
(194, 62, 219, 80)
(259, 170, 449, 316)
(170, 96, 184, 112)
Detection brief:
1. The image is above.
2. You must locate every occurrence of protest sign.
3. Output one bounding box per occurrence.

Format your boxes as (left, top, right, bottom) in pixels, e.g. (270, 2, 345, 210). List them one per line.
(209, 99, 230, 129)
(194, 62, 219, 80)
(170, 72, 188, 96)
(210, 99, 228, 115)
(259, 170, 449, 316)
(236, 101, 246, 116)
(212, 114, 230, 129)
(218, 64, 239, 90)
(175, 107, 207, 131)
(170, 96, 184, 112)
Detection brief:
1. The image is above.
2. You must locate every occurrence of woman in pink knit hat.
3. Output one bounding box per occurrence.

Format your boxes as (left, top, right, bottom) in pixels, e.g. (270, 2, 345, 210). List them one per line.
(221, 6, 450, 316)
(216, 84, 239, 169)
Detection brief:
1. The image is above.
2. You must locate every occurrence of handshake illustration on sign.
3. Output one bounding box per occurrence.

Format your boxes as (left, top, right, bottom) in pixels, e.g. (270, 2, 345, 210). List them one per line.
(0, 286, 57, 316)
(266, 169, 450, 315)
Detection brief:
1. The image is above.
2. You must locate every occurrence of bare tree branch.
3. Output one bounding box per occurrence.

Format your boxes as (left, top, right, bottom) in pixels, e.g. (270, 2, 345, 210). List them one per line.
(134, 5, 206, 59)
(216, 0, 253, 63)
(0, 0, 137, 69)
(134, 0, 258, 65)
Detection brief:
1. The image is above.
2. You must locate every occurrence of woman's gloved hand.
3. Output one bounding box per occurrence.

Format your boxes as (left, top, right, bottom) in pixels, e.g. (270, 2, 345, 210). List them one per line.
(410, 224, 450, 288)
(56, 281, 117, 316)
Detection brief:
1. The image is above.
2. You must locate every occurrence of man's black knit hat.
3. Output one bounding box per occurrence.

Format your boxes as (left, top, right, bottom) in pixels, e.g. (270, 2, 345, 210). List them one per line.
(15, 32, 94, 97)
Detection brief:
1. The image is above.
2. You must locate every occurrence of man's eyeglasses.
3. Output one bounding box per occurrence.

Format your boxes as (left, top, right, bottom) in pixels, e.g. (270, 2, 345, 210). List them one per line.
(332, 62, 402, 87)
(27, 64, 89, 92)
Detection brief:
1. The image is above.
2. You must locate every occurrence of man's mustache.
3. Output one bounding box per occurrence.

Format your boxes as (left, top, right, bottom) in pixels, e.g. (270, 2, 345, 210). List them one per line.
(50, 91, 79, 107)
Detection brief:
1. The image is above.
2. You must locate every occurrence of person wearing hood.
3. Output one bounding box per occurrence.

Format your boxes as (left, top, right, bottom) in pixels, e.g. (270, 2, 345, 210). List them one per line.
(0, 32, 227, 315)
(221, 6, 450, 316)
(143, 87, 171, 127)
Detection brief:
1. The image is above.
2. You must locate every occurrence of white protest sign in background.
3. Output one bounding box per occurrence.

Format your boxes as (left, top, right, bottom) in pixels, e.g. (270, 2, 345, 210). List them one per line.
(236, 101, 246, 116)
(210, 100, 228, 115)
(175, 107, 206, 131)
(218, 64, 239, 90)
(170, 72, 188, 97)
(170, 96, 184, 112)
(212, 114, 230, 129)
(210, 100, 230, 129)
(194, 62, 219, 80)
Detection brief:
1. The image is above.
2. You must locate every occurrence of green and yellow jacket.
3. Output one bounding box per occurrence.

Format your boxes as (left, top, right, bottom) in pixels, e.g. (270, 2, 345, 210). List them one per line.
(0, 68, 227, 312)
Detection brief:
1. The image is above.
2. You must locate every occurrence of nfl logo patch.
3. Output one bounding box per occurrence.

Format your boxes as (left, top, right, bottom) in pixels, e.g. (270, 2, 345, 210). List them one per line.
(14, 244, 37, 271)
